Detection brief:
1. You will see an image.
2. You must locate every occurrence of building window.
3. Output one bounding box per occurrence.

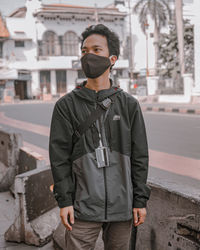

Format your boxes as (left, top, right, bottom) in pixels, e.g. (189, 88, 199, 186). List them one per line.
(0, 42, 3, 58)
(42, 31, 60, 56)
(40, 71, 51, 94)
(56, 70, 66, 93)
(15, 40, 25, 47)
(63, 31, 79, 56)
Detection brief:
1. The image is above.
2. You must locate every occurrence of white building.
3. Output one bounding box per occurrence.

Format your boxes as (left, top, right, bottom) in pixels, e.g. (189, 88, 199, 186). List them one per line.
(0, 0, 128, 101)
(1, 0, 198, 101)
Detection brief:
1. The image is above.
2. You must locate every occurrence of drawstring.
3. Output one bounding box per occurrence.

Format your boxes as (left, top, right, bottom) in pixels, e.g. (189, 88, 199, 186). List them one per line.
(107, 117, 112, 152)
(91, 124, 100, 148)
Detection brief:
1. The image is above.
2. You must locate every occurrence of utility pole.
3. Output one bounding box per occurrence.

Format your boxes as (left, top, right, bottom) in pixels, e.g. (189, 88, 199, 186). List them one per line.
(94, 3, 99, 24)
(128, 0, 134, 81)
(175, 0, 185, 75)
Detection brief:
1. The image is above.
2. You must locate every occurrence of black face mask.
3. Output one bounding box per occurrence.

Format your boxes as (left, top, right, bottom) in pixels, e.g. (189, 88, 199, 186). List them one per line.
(81, 53, 112, 79)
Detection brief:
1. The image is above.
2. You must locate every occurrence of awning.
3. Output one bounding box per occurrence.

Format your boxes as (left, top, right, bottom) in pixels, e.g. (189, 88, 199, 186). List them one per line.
(12, 31, 31, 41)
(0, 68, 18, 80)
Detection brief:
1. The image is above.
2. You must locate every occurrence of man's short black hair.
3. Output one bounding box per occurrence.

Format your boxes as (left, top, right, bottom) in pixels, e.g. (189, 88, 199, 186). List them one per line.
(80, 24, 120, 59)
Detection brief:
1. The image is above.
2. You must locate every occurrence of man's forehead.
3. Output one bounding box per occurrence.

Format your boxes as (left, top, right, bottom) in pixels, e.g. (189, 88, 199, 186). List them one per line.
(82, 34, 108, 47)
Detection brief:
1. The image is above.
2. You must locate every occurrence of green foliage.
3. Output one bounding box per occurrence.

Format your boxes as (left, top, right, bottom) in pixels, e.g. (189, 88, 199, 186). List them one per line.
(158, 19, 194, 78)
(133, 0, 171, 34)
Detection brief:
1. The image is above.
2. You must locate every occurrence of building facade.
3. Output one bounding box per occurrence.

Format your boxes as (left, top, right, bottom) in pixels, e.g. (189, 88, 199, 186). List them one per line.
(0, 0, 129, 101)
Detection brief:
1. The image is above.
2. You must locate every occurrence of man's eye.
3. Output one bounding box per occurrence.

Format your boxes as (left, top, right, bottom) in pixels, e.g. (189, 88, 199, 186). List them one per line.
(82, 50, 86, 54)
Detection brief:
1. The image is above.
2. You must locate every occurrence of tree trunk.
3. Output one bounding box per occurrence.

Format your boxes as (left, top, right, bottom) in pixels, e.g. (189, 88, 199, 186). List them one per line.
(154, 18, 159, 76)
(175, 0, 185, 75)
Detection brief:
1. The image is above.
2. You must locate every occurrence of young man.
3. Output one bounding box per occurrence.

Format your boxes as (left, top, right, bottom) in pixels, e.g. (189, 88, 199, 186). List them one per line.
(49, 24, 151, 250)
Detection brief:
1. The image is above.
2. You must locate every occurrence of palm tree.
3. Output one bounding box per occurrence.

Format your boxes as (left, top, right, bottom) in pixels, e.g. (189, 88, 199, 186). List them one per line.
(175, 0, 185, 75)
(133, 0, 171, 74)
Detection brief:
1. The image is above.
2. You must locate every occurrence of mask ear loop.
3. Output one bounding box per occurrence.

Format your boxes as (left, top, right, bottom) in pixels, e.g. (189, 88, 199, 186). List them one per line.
(109, 55, 117, 66)
(109, 55, 116, 73)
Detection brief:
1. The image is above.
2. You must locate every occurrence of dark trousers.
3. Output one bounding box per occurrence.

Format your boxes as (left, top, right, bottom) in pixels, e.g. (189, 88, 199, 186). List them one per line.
(65, 218, 133, 250)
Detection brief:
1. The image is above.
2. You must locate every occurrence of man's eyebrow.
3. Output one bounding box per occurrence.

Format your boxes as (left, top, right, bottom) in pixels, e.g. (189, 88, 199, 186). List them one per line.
(81, 45, 103, 49)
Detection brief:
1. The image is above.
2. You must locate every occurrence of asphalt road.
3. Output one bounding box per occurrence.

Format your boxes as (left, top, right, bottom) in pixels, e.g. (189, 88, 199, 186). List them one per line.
(144, 111, 200, 160)
(0, 102, 199, 160)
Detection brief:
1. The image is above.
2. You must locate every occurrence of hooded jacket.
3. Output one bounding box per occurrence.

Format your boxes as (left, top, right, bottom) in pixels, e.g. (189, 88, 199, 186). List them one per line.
(49, 80, 151, 222)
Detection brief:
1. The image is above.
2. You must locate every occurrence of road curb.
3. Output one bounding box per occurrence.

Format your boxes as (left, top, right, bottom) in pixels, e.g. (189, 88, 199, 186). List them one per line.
(0, 100, 57, 106)
(141, 106, 200, 115)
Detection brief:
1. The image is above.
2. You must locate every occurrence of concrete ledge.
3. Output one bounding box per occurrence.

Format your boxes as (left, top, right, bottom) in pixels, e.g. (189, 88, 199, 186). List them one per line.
(136, 182, 200, 250)
(18, 146, 46, 174)
(52, 177, 200, 250)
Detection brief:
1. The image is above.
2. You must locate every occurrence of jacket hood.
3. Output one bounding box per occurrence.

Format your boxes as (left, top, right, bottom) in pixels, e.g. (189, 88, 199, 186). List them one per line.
(72, 79, 123, 103)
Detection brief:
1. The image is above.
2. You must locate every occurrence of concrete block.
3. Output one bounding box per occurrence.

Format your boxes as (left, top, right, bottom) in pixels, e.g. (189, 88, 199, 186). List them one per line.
(0, 128, 22, 168)
(10, 146, 46, 196)
(135, 183, 200, 250)
(152, 107, 159, 112)
(5, 167, 59, 247)
(4, 96, 13, 103)
(179, 108, 188, 114)
(18, 146, 46, 174)
(147, 77, 159, 95)
(42, 94, 52, 101)
(165, 107, 172, 113)
(0, 128, 22, 191)
(191, 95, 200, 104)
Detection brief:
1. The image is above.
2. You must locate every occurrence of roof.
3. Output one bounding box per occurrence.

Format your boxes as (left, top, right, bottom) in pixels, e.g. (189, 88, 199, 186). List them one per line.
(8, 3, 126, 19)
(34, 4, 126, 17)
(0, 15, 9, 38)
(9, 7, 27, 18)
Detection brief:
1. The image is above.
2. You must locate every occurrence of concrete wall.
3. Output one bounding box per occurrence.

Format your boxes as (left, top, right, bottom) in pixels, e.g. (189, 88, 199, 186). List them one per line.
(136, 182, 200, 250)
(0, 128, 59, 247)
(0, 128, 22, 191)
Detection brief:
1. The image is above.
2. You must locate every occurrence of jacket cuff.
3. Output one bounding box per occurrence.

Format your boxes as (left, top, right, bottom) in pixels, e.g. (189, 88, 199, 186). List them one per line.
(133, 199, 147, 208)
(57, 199, 73, 208)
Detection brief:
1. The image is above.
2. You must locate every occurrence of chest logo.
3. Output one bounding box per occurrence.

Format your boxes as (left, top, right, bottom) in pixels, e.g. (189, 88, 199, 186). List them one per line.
(113, 115, 121, 120)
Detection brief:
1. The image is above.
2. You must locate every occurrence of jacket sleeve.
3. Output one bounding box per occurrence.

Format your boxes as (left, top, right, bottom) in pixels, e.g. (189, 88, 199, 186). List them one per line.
(49, 100, 75, 208)
(130, 99, 151, 208)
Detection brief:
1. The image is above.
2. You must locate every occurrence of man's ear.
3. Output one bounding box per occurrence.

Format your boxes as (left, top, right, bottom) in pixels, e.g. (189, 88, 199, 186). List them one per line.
(110, 55, 118, 66)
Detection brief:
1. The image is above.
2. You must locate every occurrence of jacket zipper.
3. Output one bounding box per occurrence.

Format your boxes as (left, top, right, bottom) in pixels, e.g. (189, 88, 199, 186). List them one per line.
(95, 102, 108, 220)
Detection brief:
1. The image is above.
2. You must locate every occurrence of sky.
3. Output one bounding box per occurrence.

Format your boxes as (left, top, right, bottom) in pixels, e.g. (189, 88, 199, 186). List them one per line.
(0, 0, 114, 17)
